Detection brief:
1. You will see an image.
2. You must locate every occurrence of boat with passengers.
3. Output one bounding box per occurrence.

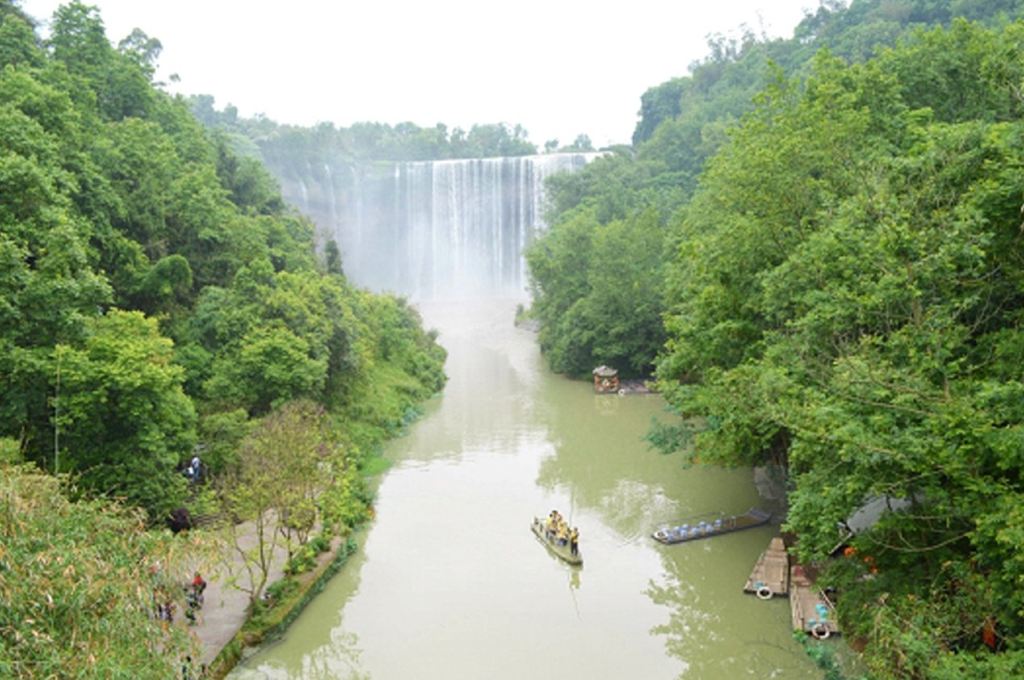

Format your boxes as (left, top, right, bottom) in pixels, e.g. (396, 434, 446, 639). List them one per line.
(531, 516, 583, 566)
(652, 507, 771, 545)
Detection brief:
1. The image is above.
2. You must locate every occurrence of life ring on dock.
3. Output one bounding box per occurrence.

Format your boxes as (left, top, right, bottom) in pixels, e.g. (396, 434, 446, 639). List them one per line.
(756, 585, 773, 600)
(811, 623, 831, 640)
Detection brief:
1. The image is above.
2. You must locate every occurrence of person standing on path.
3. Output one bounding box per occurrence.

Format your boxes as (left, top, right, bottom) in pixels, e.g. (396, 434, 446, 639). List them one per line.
(192, 572, 207, 607)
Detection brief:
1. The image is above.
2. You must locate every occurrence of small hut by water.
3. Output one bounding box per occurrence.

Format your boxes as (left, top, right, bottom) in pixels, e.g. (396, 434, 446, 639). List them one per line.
(592, 365, 620, 393)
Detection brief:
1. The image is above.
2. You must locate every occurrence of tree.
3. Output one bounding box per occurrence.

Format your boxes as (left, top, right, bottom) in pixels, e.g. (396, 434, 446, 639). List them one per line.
(0, 0, 447, 549)
(562, 133, 594, 152)
(0, 3, 43, 68)
(56, 310, 196, 519)
(527, 207, 667, 377)
(218, 401, 332, 606)
(526, 208, 597, 375)
(47, 1, 110, 86)
(116, 28, 161, 78)
(324, 238, 344, 276)
(271, 401, 332, 550)
(583, 209, 666, 375)
(205, 324, 326, 414)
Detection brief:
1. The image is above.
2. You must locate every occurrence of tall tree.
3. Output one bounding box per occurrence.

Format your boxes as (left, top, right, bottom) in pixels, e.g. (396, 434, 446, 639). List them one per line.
(56, 310, 196, 519)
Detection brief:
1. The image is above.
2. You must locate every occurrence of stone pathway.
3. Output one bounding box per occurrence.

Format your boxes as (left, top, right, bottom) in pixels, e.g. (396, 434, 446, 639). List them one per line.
(191, 519, 290, 667)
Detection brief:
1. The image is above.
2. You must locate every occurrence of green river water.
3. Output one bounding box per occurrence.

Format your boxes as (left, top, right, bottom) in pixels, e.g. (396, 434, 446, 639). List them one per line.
(229, 299, 822, 680)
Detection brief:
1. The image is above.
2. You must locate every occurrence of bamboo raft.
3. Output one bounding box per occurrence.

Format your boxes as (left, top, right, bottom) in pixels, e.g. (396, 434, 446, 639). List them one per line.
(744, 536, 790, 599)
(530, 518, 583, 566)
(790, 564, 840, 639)
(652, 508, 771, 545)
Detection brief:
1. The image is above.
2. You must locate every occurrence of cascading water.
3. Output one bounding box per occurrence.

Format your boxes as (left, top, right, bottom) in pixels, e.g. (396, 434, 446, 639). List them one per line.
(274, 153, 598, 299)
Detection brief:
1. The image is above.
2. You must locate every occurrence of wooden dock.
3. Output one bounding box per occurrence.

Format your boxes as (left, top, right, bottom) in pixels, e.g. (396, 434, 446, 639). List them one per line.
(790, 564, 840, 639)
(744, 537, 789, 599)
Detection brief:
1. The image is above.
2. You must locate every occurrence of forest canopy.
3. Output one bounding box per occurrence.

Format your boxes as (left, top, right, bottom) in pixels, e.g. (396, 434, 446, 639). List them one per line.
(2, 2, 448, 673)
(191, 101, 542, 163)
(527, 1, 1024, 676)
(0, 0, 446, 521)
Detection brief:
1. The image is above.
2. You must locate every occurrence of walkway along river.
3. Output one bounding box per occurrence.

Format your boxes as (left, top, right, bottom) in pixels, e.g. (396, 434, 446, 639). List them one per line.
(229, 299, 822, 679)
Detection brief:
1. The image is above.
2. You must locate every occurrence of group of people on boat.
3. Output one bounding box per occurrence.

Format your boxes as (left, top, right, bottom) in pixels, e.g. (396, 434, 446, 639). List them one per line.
(544, 510, 580, 556)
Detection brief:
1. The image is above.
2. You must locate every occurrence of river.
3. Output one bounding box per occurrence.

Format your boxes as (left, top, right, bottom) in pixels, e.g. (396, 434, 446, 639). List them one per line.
(229, 299, 821, 680)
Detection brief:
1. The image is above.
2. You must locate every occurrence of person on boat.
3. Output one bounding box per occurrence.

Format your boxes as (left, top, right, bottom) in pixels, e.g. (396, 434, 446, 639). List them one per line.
(547, 510, 563, 540)
(545, 511, 556, 539)
(570, 527, 580, 556)
(557, 523, 569, 547)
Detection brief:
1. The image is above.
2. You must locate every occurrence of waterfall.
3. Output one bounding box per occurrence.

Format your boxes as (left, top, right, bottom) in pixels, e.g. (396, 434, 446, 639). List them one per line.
(272, 153, 597, 299)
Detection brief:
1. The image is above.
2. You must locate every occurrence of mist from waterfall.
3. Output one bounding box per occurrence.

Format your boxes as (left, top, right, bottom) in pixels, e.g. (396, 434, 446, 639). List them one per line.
(281, 153, 598, 300)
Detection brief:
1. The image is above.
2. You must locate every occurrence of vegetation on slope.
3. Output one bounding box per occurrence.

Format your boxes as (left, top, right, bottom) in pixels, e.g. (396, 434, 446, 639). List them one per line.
(528, 1, 1024, 675)
(0, 463, 205, 678)
(529, 0, 1024, 380)
(1, 1, 446, 673)
(2, 0, 444, 513)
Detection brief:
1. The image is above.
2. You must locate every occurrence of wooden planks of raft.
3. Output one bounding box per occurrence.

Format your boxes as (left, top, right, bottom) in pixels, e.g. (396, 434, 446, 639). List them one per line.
(790, 563, 841, 639)
(744, 536, 790, 598)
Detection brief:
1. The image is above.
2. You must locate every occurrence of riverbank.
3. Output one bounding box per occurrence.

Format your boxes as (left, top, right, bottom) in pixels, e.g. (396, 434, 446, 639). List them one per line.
(202, 533, 358, 679)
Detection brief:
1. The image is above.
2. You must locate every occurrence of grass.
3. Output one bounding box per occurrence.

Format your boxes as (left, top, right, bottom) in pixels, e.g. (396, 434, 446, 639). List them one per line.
(360, 453, 393, 477)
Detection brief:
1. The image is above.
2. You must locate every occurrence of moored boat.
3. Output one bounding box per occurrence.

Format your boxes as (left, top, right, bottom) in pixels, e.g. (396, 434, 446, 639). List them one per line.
(531, 517, 583, 566)
(652, 507, 772, 545)
(744, 536, 790, 599)
(791, 564, 840, 639)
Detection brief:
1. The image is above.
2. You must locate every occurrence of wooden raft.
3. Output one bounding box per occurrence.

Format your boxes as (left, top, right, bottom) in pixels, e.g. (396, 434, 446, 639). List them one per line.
(790, 564, 840, 639)
(744, 536, 789, 598)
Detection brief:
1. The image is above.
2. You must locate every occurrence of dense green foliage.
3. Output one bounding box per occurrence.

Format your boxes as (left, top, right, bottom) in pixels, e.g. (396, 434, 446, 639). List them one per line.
(530, 0, 1024, 380)
(527, 207, 667, 377)
(1, 1, 447, 672)
(660, 25, 1024, 675)
(0, 465, 200, 679)
(528, 1, 1024, 676)
(0, 0, 445, 517)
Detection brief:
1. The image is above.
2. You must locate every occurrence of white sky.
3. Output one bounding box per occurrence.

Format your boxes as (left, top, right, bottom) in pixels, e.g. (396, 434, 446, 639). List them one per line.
(19, 0, 818, 147)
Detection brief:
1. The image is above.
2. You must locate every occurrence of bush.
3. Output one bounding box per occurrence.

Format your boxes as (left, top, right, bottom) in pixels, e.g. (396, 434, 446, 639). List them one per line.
(0, 466, 198, 679)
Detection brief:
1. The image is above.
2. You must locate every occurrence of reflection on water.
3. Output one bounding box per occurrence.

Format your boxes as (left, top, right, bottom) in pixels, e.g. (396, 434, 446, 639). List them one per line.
(230, 299, 821, 680)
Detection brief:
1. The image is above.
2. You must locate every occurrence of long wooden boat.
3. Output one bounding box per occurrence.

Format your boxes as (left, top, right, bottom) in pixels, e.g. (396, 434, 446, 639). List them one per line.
(531, 518, 583, 566)
(652, 507, 771, 545)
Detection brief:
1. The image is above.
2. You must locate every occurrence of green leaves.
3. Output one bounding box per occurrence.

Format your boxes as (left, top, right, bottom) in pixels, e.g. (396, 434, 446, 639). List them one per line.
(647, 18, 1024, 674)
(523, 4, 1024, 674)
(0, 17, 448, 678)
(56, 311, 195, 518)
(527, 207, 668, 377)
(207, 325, 326, 414)
(0, 466, 199, 679)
